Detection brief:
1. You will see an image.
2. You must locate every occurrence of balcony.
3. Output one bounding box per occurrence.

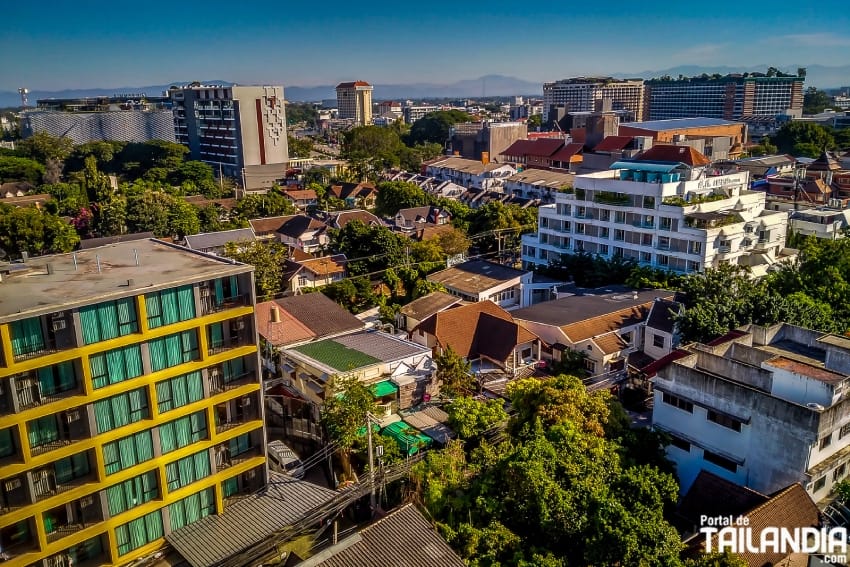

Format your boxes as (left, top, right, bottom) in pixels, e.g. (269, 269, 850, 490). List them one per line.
(208, 319, 253, 357)
(0, 519, 38, 562)
(31, 462, 96, 503)
(11, 311, 77, 363)
(43, 495, 104, 544)
(209, 367, 255, 395)
(29, 409, 91, 458)
(200, 293, 249, 316)
(214, 444, 261, 470)
(0, 475, 31, 514)
(214, 394, 260, 434)
(717, 245, 732, 254)
(12, 372, 82, 412)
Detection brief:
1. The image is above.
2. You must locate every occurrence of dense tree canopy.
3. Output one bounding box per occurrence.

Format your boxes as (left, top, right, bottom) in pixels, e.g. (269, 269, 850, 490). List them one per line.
(803, 87, 833, 115)
(223, 240, 289, 300)
(771, 122, 834, 156)
(0, 204, 80, 257)
(374, 180, 431, 216)
(406, 110, 472, 145)
(0, 156, 45, 184)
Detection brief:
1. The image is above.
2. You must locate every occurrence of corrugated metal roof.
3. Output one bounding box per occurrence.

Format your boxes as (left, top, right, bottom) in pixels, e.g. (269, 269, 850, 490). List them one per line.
(166, 479, 337, 567)
(331, 332, 430, 363)
(184, 228, 256, 250)
(623, 117, 741, 131)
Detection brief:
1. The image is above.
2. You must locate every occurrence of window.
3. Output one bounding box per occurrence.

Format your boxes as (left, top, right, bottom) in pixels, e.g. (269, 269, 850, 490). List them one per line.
(820, 434, 832, 450)
(688, 261, 701, 272)
(79, 298, 138, 344)
(53, 452, 90, 485)
(661, 392, 693, 413)
(0, 427, 16, 458)
(155, 371, 204, 414)
(223, 476, 239, 498)
(599, 227, 609, 238)
(614, 211, 626, 224)
(614, 229, 625, 241)
(10, 317, 45, 358)
(115, 510, 163, 556)
(658, 236, 670, 250)
(168, 488, 216, 531)
(575, 223, 585, 235)
(229, 433, 252, 457)
(164, 450, 211, 491)
(583, 359, 596, 373)
(707, 410, 743, 432)
(658, 255, 670, 267)
(212, 276, 239, 306)
(145, 286, 195, 329)
(840, 423, 850, 439)
(93, 388, 149, 433)
(669, 435, 690, 452)
(105, 471, 159, 517)
(621, 332, 632, 344)
(660, 217, 672, 231)
(599, 244, 609, 255)
(653, 334, 665, 349)
(642, 233, 653, 247)
(813, 476, 826, 493)
(89, 345, 143, 389)
(27, 415, 59, 449)
(102, 430, 154, 475)
(688, 241, 702, 255)
(148, 331, 199, 372)
(36, 362, 77, 397)
(641, 252, 652, 263)
(834, 463, 847, 482)
(159, 412, 208, 454)
(703, 450, 738, 473)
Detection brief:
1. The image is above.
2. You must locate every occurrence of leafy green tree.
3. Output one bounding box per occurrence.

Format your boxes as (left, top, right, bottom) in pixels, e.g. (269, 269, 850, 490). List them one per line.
(434, 227, 472, 256)
(803, 87, 833, 114)
(771, 121, 834, 155)
(232, 186, 297, 220)
(285, 102, 319, 126)
(65, 141, 121, 172)
(288, 136, 314, 158)
(330, 220, 407, 275)
(167, 198, 201, 239)
(320, 277, 378, 313)
(435, 346, 476, 398)
(321, 375, 378, 477)
(446, 397, 508, 440)
(374, 180, 431, 216)
(747, 138, 778, 156)
(406, 110, 471, 145)
(685, 552, 748, 567)
(527, 114, 543, 130)
(125, 191, 173, 236)
(0, 204, 80, 257)
(836, 128, 850, 150)
(223, 240, 289, 300)
(94, 196, 127, 237)
(0, 156, 45, 184)
(42, 182, 88, 216)
(17, 132, 74, 164)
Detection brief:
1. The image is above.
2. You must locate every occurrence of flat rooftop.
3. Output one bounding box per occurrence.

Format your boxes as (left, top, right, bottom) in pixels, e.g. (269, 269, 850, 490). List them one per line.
(0, 239, 248, 323)
(623, 118, 742, 131)
(764, 356, 846, 385)
(427, 260, 528, 295)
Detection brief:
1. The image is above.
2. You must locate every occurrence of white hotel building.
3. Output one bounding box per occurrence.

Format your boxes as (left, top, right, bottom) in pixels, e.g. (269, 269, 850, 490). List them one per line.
(521, 149, 791, 275)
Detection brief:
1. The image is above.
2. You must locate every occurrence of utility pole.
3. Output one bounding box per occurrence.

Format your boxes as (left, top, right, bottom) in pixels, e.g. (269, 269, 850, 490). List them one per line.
(366, 412, 376, 515)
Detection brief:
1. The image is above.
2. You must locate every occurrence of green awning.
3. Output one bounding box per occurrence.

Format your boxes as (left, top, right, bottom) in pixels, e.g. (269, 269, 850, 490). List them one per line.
(356, 423, 381, 438)
(370, 380, 399, 398)
(382, 422, 433, 456)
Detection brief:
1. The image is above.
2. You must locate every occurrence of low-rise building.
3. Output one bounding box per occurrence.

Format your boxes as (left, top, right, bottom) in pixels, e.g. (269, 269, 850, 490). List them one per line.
(521, 146, 793, 277)
(324, 209, 383, 230)
(403, 105, 439, 124)
(396, 291, 462, 334)
(411, 301, 542, 378)
(425, 157, 516, 191)
(426, 260, 533, 309)
(282, 189, 318, 210)
(281, 254, 347, 293)
(274, 215, 329, 253)
(504, 168, 575, 204)
(329, 182, 378, 209)
(653, 322, 850, 501)
(449, 121, 527, 162)
(500, 139, 583, 172)
(618, 118, 747, 161)
(789, 207, 850, 239)
(183, 227, 256, 255)
(392, 205, 452, 234)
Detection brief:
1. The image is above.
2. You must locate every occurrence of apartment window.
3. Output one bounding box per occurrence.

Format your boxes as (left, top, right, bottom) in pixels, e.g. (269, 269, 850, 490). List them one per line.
(662, 392, 693, 413)
(689, 241, 702, 255)
(834, 463, 847, 482)
(599, 244, 609, 255)
(641, 233, 653, 247)
(840, 423, 850, 439)
(613, 246, 624, 258)
(168, 488, 216, 531)
(820, 434, 833, 450)
(164, 450, 211, 491)
(669, 434, 690, 452)
(148, 331, 200, 372)
(0, 427, 14, 458)
(707, 410, 743, 432)
(27, 415, 61, 449)
(813, 476, 826, 493)
(621, 332, 632, 344)
(103, 430, 155, 475)
(229, 433, 253, 457)
(614, 229, 625, 241)
(600, 227, 609, 238)
(658, 236, 670, 250)
(155, 371, 204, 414)
(583, 359, 596, 373)
(599, 210, 610, 222)
(159, 411, 208, 454)
(615, 211, 626, 224)
(653, 334, 665, 349)
(145, 286, 195, 329)
(643, 196, 656, 209)
(105, 471, 159, 517)
(659, 217, 672, 231)
(89, 345, 143, 389)
(10, 317, 45, 358)
(93, 388, 149, 434)
(703, 450, 738, 473)
(658, 255, 670, 267)
(641, 252, 652, 263)
(576, 223, 586, 235)
(79, 298, 138, 344)
(211, 276, 240, 307)
(115, 510, 164, 556)
(688, 261, 701, 272)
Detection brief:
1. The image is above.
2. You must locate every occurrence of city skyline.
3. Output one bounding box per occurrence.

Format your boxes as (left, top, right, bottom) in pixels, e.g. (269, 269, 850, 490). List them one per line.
(3, 0, 850, 91)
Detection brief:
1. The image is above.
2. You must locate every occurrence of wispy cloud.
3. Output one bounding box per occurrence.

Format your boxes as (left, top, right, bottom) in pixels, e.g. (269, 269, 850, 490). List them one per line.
(773, 33, 850, 47)
(675, 43, 731, 62)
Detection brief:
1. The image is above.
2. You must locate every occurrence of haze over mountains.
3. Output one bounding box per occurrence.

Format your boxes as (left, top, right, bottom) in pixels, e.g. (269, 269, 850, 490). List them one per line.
(2, 64, 848, 107)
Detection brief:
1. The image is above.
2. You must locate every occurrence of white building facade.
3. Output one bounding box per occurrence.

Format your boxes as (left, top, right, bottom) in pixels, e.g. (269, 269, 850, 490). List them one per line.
(425, 157, 516, 191)
(521, 161, 790, 276)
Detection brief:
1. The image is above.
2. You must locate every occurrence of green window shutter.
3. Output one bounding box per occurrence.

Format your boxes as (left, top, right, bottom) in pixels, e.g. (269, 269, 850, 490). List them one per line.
(103, 441, 121, 475)
(189, 412, 207, 442)
(194, 450, 211, 479)
(115, 524, 131, 555)
(106, 482, 126, 517)
(94, 398, 114, 433)
(118, 437, 137, 470)
(140, 471, 158, 502)
(149, 337, 166, 372)
(182, 331, 199, 362)
(146, 293, 163, 329)
(187, 371, 204, 403)
(28, 415, 58, 448)
(161, 289, 180, 326)
(169, 500, 187, 531)
(56, 361, 76, 392)
(223, 476, 238, 498)
(165, 461, 179, 491)
(178, 455, 194, 487)
(172, 374, 189, 408)
(214, 279, 224, 304)
(105, 349, 127, 384)
(79, 306, 101, 345)
(89, 353, 108, 389)
(11, 317, 45, 357)
(159, 423, 176, 454)
(124, 345, 143, 379)
(200, 487, 215, 516)
(230, 276, 239, 297)
(156, 380, 172, 413)
(116, 298, 138, 336)
(37, 366, 56, 396)
(174, 416, 191, 448)
(164, 334, 182, 368)
(135, 430, 153, 461)
(184, 492, 201, 524)
(54, 456, 74, 484)
(128, 388, 147, 422)
(97, 301, 120, 341)
(145, 510, 163, 541)
(72, 452, 89, 477)
(177, 285, 196, 321)
(112, 393, 131, 429)
(209, 323, 224, 350)
(129, 516, 147, 549)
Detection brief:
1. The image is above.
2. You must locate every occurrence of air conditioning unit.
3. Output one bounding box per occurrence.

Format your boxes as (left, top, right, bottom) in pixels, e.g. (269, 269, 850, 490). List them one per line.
(80, 495, 94, 507)
(65, 410, 80, 423)
(5, 478, 21, 491)
(200, 287, 211, 298)
(245, 469, 256, 480)
(52, 319, 67, 331)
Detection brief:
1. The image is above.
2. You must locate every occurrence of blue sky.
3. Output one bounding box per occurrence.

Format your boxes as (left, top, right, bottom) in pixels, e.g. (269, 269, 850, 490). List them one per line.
(3, 0, 850, 90)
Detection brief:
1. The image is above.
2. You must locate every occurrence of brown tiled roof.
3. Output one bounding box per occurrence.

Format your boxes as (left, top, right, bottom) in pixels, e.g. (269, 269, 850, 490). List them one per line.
(808, 150, 842, 172)
(560, 301, 655, 343)
(330, 209, 382, 229)
(1, 193, 51, 208)
(399, 291, 462, 321)
(592, 332, 628, 355)
(336, 81, 372, 88)
(678, 470, 768, 527)
(415, 301, 538, 362)
(299, 254, 347, 277)
(284, 189, 317, 200)
(277, 215, 326, 238)
(249, 215, 295, 236)
(274, 293, 363, 339)
(549, 142, 584, 162)
(184, 195, 238, 209)
(330, 182, 376, 200)
(636, 144, 711, 166)
(501, 138, 564, 158)
(255, 300, 316, 347)
(418, 223, 456, 241)
(593, 135, 634, 152)
(291, 248, 314, 262)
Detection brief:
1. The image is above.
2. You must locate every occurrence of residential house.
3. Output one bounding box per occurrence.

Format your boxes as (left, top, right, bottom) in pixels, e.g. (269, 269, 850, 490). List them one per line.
(275, 215, 329, 253)
(411, 300, 542, 378)
(392, 205, 452, 234)
(298, 503, 465, 567)
(249, 216, 292, 241)
(511, 288, 676, 376)
(183, 227, 256, 255)
(329, 182, 378, 208)
(324, 209, 383, 230)
(1, 181, 37, 197)
(282, 254, 347, 293)
(282, 189, 318, 210)
(789, 207, 850, 240)
(280, 332, 434, 413)
(504, 168, 575, 204)
(500, 138, 584, 171)
(653, 322, 850, 500)
(731, 154, 796, 179)
(425, 157, 516, 191)
(396, 291, 463, 334)
(427, 259, 533, 309)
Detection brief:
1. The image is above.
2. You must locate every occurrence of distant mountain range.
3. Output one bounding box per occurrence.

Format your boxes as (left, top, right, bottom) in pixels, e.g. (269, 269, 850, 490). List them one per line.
(2, 65, 847, 107)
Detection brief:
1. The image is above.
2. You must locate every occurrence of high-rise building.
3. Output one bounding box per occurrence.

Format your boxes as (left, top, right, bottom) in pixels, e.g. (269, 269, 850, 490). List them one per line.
(21, 96, 175, 144)
(644, 74, 805, 121)
(170, 84, 289, 189)
(542, 78, 645, 124)
(0, 239, 266, 566)
(335, 81, 373, 126)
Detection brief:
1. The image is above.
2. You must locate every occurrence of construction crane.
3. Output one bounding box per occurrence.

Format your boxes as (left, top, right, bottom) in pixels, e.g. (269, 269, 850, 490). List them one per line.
(18, 88, 29, 108)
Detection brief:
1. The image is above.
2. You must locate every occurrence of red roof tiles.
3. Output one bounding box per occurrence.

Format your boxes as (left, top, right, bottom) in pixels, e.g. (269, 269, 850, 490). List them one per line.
(636, 144, 711, 166)
(593, 135, 634, 152)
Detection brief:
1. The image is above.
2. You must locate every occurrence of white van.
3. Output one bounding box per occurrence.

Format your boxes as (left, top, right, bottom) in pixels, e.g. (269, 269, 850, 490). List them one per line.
(267, 440, 305, 479)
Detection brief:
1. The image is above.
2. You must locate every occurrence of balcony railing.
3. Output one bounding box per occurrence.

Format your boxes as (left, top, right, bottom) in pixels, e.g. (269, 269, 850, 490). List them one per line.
(209, 370, 255, 395)
(215, 405, 259, 435)
(208, 330, 253, 356)
(32, 470, 96, 503)
(717, 245, 732, 254)
(201, 293, 249, 315)
(215, 445, 261, 470)
(13, 336, 59, 362)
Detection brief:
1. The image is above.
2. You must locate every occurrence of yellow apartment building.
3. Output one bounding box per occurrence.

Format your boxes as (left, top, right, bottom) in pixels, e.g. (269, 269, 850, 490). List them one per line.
(0, 239, 266, 566)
